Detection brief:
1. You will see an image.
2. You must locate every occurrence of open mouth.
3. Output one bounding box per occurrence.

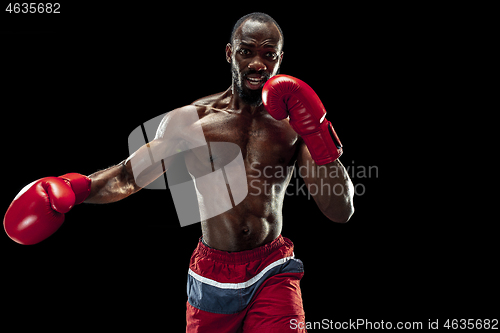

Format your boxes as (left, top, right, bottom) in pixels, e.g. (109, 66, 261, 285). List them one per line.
(245, 75, 266, 90)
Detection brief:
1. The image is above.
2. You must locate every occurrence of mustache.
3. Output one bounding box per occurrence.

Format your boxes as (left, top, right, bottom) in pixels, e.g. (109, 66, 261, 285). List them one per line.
(242, 69, 271, 80)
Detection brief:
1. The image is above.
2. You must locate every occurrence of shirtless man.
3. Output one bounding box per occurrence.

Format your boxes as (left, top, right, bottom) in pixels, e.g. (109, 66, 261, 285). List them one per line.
(4, 13, 354, 332)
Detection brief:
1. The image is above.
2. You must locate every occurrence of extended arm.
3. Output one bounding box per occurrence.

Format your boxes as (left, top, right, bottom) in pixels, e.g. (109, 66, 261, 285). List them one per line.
(85, 159, 141, 204)
(85, 105, 199, 204)
(85, 140, 180, 204)
(4, 105, 197, 244)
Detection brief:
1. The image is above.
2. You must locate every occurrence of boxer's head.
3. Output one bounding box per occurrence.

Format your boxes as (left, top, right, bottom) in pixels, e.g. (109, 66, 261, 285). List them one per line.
(226, 13, 284, 106)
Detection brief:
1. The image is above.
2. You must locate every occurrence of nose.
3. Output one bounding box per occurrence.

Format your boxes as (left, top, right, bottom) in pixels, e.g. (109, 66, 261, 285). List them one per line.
(248, 55, 267, 72)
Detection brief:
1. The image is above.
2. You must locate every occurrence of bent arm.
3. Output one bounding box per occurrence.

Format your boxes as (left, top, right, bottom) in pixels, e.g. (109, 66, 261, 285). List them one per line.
(297, 143, 354, 223)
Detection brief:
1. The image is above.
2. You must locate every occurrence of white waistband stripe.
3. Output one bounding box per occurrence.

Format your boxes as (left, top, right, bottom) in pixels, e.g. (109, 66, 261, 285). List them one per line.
(188, 255, 295, 290)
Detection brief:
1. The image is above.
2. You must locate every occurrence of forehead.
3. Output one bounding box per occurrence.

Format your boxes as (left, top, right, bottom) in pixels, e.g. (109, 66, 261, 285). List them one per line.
(234, 20, 282, 48)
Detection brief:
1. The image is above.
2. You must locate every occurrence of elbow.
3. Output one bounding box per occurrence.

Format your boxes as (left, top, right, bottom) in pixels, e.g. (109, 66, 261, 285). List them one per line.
(323, 204, 354, 224)
(121, 160, 142, 194)
(338, 206, 354, 223)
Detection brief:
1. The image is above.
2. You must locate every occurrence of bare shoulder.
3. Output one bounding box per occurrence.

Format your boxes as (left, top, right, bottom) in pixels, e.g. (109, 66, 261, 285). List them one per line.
(191, 90, 227, 107)
(156, 88, 229, 138)
(154, 105, 200, 140)
(191, 88, 232, 116)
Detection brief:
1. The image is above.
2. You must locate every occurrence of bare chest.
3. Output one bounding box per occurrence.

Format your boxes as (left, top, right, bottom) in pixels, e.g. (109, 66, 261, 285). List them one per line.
(196, 111, 299, 168)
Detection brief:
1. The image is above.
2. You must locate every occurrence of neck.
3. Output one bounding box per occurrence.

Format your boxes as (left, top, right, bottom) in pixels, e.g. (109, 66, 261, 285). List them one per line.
(229, 83, 267, 116)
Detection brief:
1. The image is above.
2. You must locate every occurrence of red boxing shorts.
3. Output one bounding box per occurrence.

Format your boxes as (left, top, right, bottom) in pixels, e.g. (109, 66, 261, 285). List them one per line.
(186, 235, 307, 333)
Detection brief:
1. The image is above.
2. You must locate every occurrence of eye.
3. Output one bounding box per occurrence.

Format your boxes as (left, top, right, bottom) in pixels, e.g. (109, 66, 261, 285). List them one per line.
(265, 52, 278, 60)
(239, 48, 251, 56)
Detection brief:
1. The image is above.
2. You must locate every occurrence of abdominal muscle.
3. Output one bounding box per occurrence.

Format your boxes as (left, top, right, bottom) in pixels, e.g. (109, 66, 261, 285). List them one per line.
(199, 189, 284, 252)
(188, 150, 289, 252)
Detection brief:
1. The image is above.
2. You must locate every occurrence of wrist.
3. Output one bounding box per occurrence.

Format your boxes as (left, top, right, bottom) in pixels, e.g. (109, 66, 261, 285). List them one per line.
(59, 173, 92, 205)
(300, 120, 343, 165)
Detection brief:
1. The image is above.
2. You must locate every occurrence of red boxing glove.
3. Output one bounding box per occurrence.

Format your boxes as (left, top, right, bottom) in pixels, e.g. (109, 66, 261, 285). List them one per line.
(262, 74, 343, 165)
(4, 173, 91, 245)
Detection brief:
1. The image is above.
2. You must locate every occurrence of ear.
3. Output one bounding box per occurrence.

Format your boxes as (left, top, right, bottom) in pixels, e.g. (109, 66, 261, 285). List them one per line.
(225, 43, 232, 63)
(279, 51, 284, 63)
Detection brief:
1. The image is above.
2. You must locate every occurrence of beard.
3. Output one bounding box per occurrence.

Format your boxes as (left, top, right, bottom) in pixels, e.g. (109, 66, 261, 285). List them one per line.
(231, 64, 273, 107)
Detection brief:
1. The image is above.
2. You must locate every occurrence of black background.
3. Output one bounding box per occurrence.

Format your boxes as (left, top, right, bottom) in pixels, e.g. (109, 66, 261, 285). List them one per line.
(1, 2, 496, 332)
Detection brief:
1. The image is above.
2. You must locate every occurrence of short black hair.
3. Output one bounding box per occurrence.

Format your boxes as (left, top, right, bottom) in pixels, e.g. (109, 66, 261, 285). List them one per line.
(230, 12, 284, 48)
